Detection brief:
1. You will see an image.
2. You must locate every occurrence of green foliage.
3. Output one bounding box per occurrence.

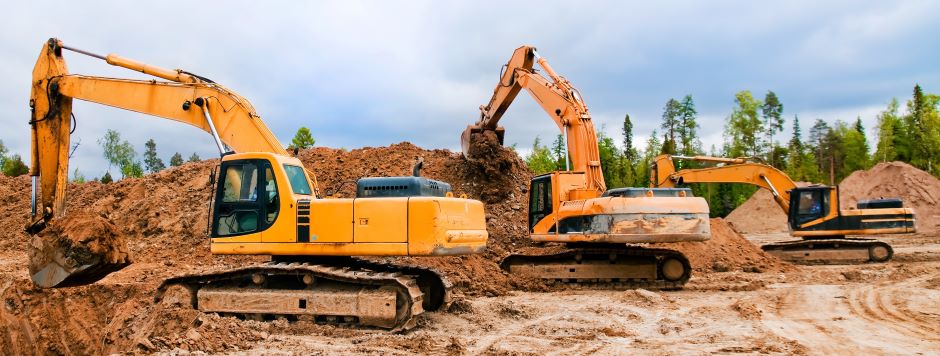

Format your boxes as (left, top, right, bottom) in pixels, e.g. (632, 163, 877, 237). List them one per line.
(874, 98, 902, 163)
(661, 98, 682, 146)
(551, 134, 566, 170)
(596, 127, 627, 188)
(143, 139, 166, 173)
(0, 139, 7, 168)
(98, 129, 138, 179)
(761, 91, 784, 164)
(621, 114, 638, 187)
(724, 90, 763, 157)
(72, 167, 86, 183)
(523, 136, 557, 175)
(634, 130, 662, 187)
(188, 152, 201, 162)
(170, 152, 184, 166)
(121, 160, 144, 178)
(101, 171, 113, 184)
(677, 95, 700, 156)
(2, 154, 28, 177)
(290, 126, 316, 150)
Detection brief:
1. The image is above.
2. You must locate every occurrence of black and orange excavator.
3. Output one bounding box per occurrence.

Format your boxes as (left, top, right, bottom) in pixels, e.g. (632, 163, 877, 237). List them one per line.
(461, 45, 710, 289)
(27, 38, 488, 330)
(650, 154, 916, 263)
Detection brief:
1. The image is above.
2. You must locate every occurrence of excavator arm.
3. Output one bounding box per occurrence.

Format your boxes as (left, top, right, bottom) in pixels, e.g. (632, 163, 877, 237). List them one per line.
(460, 45, 606, 194)
(28, 38, 295, 232)
(650, 154, 797, 213)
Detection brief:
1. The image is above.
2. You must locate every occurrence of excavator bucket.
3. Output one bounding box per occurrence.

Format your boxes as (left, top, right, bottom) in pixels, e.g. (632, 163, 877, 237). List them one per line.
(460, 125, 505, 159)
(27, 213, 131, 288)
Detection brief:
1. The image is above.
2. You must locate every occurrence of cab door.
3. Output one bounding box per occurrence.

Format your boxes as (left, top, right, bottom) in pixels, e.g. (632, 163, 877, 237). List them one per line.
(212, 159, 277, 240)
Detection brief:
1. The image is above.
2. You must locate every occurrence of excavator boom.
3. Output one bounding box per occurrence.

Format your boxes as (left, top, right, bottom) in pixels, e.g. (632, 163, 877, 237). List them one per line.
(461, 45, 605, 195)
(29, 38, 290, 232)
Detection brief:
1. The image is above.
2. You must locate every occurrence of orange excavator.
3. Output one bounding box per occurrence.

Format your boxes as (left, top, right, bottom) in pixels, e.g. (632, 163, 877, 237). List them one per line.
(651, 154, 916, 263)
(27, 38, 488, 330)
(461, 45, 710, 288)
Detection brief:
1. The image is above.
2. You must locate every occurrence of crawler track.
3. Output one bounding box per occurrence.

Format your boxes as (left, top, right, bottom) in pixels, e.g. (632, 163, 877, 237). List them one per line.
(761, 238, 893, 264)
(155, 258, 449, 331)
(501, 246, 692, 290)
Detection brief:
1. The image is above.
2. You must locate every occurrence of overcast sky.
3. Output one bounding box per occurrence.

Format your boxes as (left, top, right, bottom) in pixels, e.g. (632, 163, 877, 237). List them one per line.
(2, 1, 939, 178)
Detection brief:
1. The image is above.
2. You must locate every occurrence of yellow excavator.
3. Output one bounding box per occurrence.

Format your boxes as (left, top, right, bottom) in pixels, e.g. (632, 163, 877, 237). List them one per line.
(651, 154, 916, 263)
(28, 38, 488, 330)
(460, 45, 710, 289)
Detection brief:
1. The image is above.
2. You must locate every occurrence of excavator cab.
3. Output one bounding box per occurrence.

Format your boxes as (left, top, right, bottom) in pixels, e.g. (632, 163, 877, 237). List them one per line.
(789, 186, 832, 228)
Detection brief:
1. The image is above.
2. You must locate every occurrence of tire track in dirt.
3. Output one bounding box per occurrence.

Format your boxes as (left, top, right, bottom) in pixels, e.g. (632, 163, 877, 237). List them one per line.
(845, 273, 940, 342)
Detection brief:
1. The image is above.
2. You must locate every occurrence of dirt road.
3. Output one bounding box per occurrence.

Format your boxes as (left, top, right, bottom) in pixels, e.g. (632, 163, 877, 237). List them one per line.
(222, 232, 940, 355)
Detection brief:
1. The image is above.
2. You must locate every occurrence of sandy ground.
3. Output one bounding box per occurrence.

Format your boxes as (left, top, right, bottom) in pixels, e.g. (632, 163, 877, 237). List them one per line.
(213, 232, 940, 355)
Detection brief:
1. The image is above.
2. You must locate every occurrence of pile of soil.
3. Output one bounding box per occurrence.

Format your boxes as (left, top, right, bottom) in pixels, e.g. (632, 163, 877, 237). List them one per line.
(655, 218, 792, 274)
(725, 189, 789, 234)
(839, 161, 940, 234)
(725, 182, 810, 234)
(28, 213, 130, 288)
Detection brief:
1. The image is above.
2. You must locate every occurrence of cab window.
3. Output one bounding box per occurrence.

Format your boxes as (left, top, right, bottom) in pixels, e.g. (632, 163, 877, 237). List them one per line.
(795, 190, 827, 224)
(283, 164, 312, 195)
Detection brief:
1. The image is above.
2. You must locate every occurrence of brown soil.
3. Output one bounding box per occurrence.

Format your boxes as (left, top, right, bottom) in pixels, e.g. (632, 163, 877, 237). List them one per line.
(839, 161, 940, 234)
(655, 218, 792, 274)
(725, 182, 810, 234)
(726, 189, 790, 234)
(28, 213, 130, 287)
(3, 144, 935, 354)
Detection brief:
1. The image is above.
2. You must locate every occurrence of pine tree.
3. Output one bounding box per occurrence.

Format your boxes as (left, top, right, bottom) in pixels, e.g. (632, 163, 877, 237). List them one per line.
(290, 127, 316, 150)
(621, 114, 638, 186)
(550, 134, 566, 170)
(677, 95, 700, 156)
(842, 118, 870, 175)
(170, 152, 184, 166)
(101, 171, 113, 184)
(188, 152, 201, 162)
(143, 139, 166, 173)
(761, 91, 784, 164)
(661, 98, 681, 154)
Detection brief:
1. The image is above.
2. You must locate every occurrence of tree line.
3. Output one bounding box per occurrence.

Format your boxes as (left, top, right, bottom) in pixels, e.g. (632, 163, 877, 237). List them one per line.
(523, 84, 940, 217)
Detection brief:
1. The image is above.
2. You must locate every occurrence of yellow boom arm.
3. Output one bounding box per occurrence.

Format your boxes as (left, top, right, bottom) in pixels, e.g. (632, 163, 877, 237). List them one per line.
(650, 154, 798, 213)
(28, 38, 291, 231)
(461, 45, 606, 195)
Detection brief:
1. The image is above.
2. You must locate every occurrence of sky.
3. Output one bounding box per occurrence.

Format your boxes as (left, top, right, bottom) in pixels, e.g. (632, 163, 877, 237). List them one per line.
(2, 1, 939, 178)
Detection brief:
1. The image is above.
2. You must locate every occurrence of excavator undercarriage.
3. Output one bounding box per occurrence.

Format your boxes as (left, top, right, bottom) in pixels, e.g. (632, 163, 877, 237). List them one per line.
(501, 244, 692, 289)
(156, 257, 449, 331)
(761, 238, 893, 264)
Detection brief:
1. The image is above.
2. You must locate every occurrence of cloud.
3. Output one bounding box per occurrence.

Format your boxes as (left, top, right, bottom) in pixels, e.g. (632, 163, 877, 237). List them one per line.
(0, 1, 938, 178)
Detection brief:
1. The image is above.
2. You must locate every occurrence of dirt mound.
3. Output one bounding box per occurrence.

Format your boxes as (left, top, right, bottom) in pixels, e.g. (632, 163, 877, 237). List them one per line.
(655, 218, 791, 274)
(725, 182, 811, 234)
(725, 189, 789, 233)
(839, 161, 940, 234)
